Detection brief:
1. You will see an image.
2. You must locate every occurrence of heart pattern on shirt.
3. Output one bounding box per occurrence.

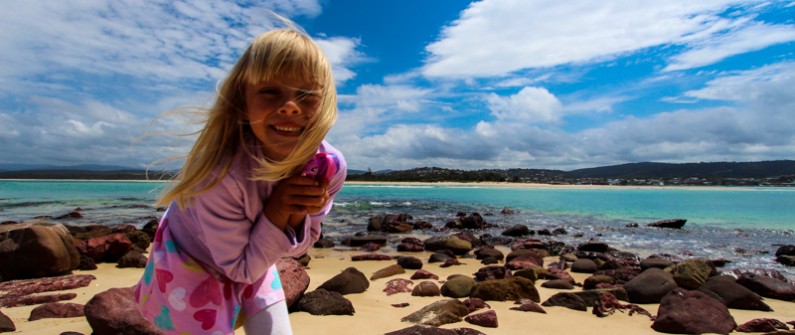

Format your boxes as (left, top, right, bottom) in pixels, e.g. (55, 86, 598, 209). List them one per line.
(190, 276, 222, 308)
(193, 309, 217, 330)
(155, 269, 174, 293)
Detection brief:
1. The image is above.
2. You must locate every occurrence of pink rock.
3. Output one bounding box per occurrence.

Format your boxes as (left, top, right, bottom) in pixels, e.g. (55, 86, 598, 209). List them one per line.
(465, 310, 498, 328)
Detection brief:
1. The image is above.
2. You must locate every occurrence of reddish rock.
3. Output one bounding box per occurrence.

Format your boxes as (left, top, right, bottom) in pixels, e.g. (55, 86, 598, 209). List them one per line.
(411, 269, 439, 280)
(277, 257, 310, 307)
(84, 287, 162, 335)
(651, 288, 736, 335)
(77, 233, 133, 263)
(736, 318, 790, 332)
(473, 266, 512, 282)
(384, 278, 414, 295)
(351, 254, 393, 261)
(28, 302, 85, 321)
(117, 249, 148, 268)
(462, 298, 490, 313)
(737, 273, 795, 301)
(510, 299, 546, 313)
(464, 310, 498, 328)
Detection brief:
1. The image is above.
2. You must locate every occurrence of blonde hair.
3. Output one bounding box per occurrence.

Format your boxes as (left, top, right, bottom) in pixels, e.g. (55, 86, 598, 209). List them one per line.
(157, 27, 337, 208)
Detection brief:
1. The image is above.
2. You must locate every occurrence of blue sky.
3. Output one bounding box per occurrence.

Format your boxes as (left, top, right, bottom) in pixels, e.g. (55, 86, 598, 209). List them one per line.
(1, 1, 794, 171)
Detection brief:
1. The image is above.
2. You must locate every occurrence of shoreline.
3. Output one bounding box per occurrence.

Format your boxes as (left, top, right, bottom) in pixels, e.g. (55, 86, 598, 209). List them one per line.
(4, 247, 795, 334)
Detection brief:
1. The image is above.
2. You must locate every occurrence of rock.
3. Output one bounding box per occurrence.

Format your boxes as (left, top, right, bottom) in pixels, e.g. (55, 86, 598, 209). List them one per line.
(84, 287, 162, 335)
(510, 299, 546, 313)
(640, 256, 674, 270)
(737, 273, 795, 301)
(117, 249, 148, 268)
(277, 258, 310, 307)
(371, 264, 406, 280)
(28, 302, 85, 321)
(513, 265, 546, 282)
(412, 281, 441, 297)
(647, 218, 687, 229)
(401, 299, 469, 327)
(473, 266, 512, 282)
(464, 310, 498, 328)
(569, 288, 630, 307)
(428, 251, 456, 264)
(577, 242, 611, 253)
(360, 242, 382, 252)
(541, 279, 574, 290)
(470, 277, 539, 302)
(698, 275, 771, 311)
(397, 256, 424, 270)
(346, 236, 387, 247)
(0, 222, 81, 280)
(384, 278, 414, 295)
(583, 274, 616, 290)
(411, 269, 439, 281)
(505, 249, 544, 266)
(384, 325, 458, 335)
(623, 268, 678, 304)
(462, 298, 490, 313)
(571, 258, 599, 273)
(666, 258, 715, 289)
(424, 236, 473, 256)
(0, 310, 15, 332)
(0, 274, 95, 308)
(592, 292, 654, 320)
(296, 289, 355, 315)
(545, 268, 576, 285)
(501, 225, 531, 237)
(397, 237, 425, 252)
(317, 267, 369, 295)
(125, 230, 151, 251)
(351, 253, 392, 261)
(313, 238, 335, 248)
(77, 233, 133, 263)
(651, 288, 736, 335)
(736, 318, 790, 332)
(440, 275, 476, 298)
(541, 292, 588, 311)
(474, 247, 504, 262)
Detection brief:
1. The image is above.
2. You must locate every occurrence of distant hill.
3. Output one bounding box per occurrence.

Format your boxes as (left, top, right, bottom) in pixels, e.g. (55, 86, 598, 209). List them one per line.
(569, 160, 795, 179)
(0, 163, 136, 172)
(1, 160, 793, 183)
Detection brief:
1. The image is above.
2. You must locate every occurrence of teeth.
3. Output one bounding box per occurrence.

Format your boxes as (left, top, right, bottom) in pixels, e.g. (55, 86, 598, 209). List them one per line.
(274, 126, 301, 132)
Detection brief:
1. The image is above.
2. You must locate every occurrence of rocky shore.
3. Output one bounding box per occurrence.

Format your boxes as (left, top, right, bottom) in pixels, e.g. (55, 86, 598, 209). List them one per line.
(1, 210, 794, 334)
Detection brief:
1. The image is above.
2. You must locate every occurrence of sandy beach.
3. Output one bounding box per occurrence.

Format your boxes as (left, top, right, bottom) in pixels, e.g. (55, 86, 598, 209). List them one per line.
(3, 245, 795, 335)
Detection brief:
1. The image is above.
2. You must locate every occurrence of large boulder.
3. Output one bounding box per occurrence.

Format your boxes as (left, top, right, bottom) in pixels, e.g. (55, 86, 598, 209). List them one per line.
(736, 273, 795, 301)
(0, 222, 80, 281)
(665, 258, 715, 289)
(651, 288, 736, 335)
(623, 268, 678, 304)
(84, 287, 163, 335)
(698, 275, 771, 311)
(317, 267, 369, 295)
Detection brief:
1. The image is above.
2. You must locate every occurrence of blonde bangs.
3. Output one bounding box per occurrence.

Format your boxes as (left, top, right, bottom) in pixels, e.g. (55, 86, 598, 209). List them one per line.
(245, 30, 329, 88)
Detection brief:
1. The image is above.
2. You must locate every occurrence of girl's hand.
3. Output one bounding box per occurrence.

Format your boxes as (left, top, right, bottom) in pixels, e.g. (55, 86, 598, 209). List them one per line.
(264, 175, 330, 230)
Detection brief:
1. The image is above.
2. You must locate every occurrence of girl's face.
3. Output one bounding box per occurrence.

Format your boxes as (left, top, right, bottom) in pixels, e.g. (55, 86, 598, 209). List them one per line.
(244, 78, 321, 161)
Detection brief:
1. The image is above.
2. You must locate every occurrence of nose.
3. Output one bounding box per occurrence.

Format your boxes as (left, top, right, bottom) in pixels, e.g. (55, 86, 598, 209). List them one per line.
(277, 99, 302, 116)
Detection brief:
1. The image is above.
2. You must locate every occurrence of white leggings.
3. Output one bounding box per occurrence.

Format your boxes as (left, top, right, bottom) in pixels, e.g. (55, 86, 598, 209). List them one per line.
(243, 300, 293, 335)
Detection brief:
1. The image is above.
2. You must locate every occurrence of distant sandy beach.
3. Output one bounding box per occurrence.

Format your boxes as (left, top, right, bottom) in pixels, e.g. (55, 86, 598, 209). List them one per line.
(4, 246, 794, 334)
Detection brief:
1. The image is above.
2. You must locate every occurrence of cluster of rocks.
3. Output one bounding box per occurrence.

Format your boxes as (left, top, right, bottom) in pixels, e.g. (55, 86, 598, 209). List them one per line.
(2, 209, 795, 334)
(310, 211, 795, 334)
(0, 217, 157, 333)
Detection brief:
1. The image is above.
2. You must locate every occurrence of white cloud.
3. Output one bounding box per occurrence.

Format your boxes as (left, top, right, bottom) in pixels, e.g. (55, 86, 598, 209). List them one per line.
(486, 87, 563, 124)
(422, 0, 783, 78)
(315, 36, 368, 84)
(665, 23, 795, 71)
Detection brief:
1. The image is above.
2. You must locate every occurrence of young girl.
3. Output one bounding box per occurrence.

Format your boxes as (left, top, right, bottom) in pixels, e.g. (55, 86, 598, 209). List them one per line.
(135, 25, 346, 335)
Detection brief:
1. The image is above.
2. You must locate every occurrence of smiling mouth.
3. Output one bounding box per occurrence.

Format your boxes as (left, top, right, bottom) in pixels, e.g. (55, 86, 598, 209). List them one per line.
(271, 125, 304, 136)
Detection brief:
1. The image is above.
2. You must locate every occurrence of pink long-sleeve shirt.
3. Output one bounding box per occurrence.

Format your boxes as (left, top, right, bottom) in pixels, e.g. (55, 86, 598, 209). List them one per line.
(165, 140, 346, 284)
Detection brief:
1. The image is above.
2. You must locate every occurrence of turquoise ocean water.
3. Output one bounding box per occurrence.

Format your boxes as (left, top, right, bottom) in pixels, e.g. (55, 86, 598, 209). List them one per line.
(1, 180, 793, 279)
